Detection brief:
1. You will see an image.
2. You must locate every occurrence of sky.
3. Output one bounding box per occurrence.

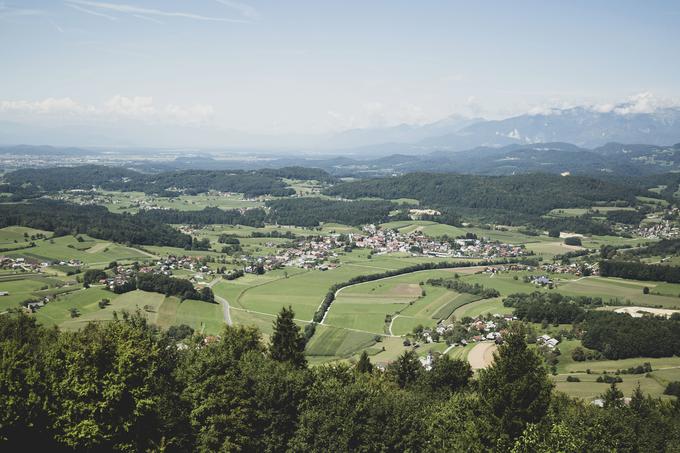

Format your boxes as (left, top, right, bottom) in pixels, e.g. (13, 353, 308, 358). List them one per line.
(1, 0, 679, 145)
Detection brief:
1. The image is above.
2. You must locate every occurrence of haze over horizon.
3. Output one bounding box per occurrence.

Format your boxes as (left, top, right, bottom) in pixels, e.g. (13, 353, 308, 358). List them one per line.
(2, 0, 680, 148)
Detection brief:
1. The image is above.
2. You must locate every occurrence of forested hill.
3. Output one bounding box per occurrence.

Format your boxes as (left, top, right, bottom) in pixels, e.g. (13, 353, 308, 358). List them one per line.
(0, 200, 191, 247)
(324, 173, 646, 216)
(2, 165, 334, 197)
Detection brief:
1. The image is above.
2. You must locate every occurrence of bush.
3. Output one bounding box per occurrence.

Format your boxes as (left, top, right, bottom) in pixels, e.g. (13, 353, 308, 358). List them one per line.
(566, 376, 580, 382)
(564, 236, 582, 246)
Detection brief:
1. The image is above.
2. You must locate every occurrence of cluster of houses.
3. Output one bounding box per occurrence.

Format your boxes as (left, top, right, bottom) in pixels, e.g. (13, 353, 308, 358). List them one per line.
(0, 256, 43, 272)
(101, 266, 136, 292)
(0, 256, 82, 272)
(240, 236, 342, 272)
(633, 220, 680, 240)
(540, 262, 599, 276)
(351, 225, 530, 259)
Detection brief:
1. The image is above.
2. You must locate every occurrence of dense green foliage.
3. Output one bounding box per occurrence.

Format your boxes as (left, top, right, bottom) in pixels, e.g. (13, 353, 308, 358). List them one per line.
(136, 272, 214, 302)
(427, 277, 501, 298)
(0, 200, 192, 247)
(324, 173, 637, 216)
(266, 198, 400, 227)
(136, 206, 267, 227)
(2, 165, 335, 198)
(600, 259, 680, 283)
(582, 311, 680, 359)
(503, 292, 593, 324)
(1, 311, 679, 451)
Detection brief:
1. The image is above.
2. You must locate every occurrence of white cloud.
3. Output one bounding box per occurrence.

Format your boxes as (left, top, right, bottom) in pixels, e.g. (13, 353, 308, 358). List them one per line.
(65, 3, 117, 20)
(64, 0, 250, 23)
(0, 96, 214, 125)
(214, 0, 259, 20)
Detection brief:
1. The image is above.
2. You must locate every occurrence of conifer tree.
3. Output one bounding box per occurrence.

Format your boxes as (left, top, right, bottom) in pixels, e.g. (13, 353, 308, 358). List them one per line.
(270, 306, 307, 368)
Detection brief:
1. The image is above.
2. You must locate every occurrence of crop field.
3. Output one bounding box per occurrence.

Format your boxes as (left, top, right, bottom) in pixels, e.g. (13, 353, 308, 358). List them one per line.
(304, 324, 377, 358)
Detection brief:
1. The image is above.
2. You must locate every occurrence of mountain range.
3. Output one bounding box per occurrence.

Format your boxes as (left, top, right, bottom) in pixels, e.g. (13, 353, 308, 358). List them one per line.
(2, 103, 680, 152)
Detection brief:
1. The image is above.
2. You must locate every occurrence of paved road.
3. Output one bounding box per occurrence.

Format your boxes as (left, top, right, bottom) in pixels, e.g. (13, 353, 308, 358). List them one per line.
(467, 342, 497, 370)
(206, 277, 232, 326)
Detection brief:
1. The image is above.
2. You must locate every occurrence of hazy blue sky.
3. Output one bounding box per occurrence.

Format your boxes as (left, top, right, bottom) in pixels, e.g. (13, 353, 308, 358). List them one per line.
(1, 0, 679, 137)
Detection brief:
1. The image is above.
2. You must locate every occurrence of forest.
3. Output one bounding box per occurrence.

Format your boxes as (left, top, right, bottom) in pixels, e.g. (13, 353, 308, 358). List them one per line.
(582, 311, 680, 359)
(2, 310, 679, 452)
(1, 165, 335, 197)
(502, 292, 588, 324)
(135, 272, 213, 302)
(0, 200, 192, 248)
(599, 260, 680, 283)
(323, 173, 642, 216)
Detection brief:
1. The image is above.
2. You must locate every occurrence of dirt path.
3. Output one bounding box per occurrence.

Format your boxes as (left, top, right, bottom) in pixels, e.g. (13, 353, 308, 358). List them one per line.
(467, 342, 497, 370)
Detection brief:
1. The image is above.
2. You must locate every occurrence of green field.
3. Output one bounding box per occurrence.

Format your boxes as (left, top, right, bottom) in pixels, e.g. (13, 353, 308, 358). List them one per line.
(2, 231, 151, 267)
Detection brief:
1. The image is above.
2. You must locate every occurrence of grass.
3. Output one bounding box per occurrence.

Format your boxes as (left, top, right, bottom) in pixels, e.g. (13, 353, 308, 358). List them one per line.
(453, 297, 512, 319)
(58, 290, 166, 330)
(554, 372, 672, 400)
(35, 287, 116, 326)
(4, 233, 150, 266)
(305, 324, 377, 357)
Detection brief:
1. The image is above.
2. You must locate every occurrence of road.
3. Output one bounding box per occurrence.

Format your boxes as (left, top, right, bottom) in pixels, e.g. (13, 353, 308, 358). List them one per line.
(207, 277, 232, 326)
(467, 341, 497, 370)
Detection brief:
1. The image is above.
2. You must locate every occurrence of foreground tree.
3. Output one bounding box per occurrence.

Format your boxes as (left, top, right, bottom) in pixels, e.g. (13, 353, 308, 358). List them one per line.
(421, 355, 472, 394)
(387, 350, 423, 388)
(477, 323, 553, 448)
(269, 306, 307, 368)
(356, 351, 373, 374)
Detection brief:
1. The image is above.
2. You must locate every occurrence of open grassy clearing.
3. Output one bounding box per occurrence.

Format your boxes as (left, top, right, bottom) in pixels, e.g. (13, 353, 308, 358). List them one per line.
(34, 287, 115, 326)
(58, 290, 165, 330)
(99, 190, 265, 214)
(0, 275, 58, 311)
(557, 276, 680, 309)
(554, 373, 672, 401)
(4, 233, 150, 266)
(0, 226, 51, 246)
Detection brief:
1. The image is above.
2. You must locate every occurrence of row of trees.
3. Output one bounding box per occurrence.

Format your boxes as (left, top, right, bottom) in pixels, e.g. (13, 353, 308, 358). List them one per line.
(3, 312, 678, 451)
(427, 277, 501, 298)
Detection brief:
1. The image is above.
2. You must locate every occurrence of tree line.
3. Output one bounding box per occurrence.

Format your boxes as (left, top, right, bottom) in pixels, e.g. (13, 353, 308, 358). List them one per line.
(427, 277, 500, 298)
